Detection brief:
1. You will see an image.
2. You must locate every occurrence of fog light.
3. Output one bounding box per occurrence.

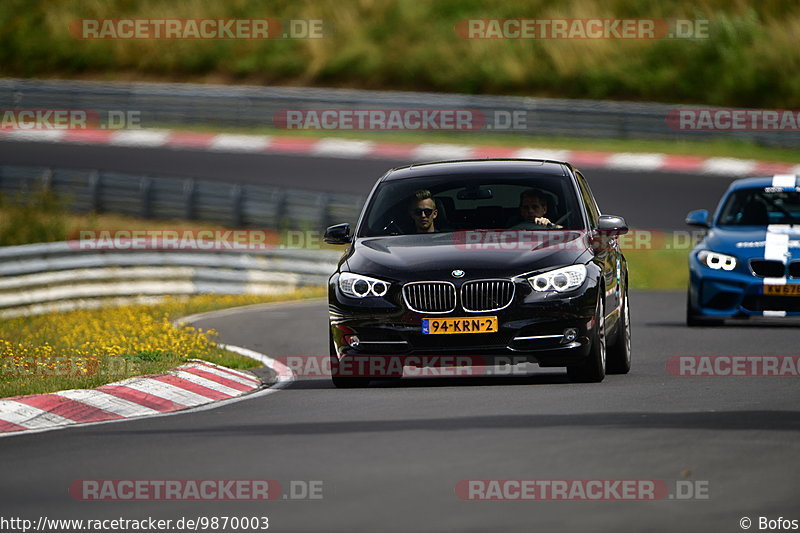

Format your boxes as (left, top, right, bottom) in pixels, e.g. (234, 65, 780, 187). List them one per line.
(562, 328, 578, 343)
(344, 335, 360, 347)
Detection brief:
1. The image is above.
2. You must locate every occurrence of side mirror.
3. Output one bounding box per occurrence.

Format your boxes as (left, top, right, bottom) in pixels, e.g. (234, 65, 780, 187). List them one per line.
(685, 209, 709, 228)
(597, 215, 628, 236)
(324, 223, 352, 244)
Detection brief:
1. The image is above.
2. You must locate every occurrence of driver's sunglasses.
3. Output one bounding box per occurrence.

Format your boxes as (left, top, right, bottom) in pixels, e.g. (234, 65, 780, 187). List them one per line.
(412, 208, 434, 217)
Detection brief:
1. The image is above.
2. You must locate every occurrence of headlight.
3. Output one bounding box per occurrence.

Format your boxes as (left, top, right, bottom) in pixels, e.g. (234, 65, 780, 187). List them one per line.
(528, 264, 587, 293)
(698, 251, 737, 271)
(339, 272, 390, 298)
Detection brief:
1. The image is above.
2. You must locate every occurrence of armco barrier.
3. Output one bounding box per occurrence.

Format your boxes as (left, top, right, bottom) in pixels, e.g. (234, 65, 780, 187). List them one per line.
(1, 78, 797, 147)
(0, 165, 365, 230)
(0, 241, 340, 317)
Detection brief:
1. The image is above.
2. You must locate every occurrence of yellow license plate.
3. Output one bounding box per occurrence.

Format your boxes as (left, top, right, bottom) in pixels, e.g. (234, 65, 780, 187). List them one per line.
(422, 316, 498, 335)
(764, 284, 800, 296)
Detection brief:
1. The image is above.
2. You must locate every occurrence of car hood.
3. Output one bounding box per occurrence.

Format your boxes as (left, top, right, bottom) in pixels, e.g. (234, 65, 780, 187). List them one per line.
(345, 231, 592, 281)
(705, 226, 800, 259)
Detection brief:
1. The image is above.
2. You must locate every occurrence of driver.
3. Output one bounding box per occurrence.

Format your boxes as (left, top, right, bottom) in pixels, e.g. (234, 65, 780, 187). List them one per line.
(409, 189, 438, 233)
(511, 189, 562, 229)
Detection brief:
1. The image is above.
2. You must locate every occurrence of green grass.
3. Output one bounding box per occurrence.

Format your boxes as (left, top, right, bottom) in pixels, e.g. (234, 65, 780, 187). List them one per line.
(1, 0, 798, 108)
(0, 288, 325, 398)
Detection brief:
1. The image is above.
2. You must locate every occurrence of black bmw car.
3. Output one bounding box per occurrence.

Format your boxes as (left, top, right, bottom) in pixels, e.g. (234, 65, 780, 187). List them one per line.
(324, 159, 631, 386)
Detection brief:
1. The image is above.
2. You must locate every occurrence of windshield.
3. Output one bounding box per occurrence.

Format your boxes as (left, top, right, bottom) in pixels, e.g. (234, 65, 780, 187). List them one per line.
(717, 187, 800, 226)
(358, 173, 585, 237)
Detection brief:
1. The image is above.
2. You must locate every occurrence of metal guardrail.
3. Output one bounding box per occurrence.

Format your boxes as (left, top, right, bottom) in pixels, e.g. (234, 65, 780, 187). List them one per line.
(0, 165, 364, 230)
(1, 78, 797, 147)
(0, 241, 340, 317)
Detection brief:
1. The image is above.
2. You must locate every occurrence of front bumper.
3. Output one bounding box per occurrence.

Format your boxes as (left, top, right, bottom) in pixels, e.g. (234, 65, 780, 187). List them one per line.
(329, 275, 600, 369)
(689, 260, 800, 318)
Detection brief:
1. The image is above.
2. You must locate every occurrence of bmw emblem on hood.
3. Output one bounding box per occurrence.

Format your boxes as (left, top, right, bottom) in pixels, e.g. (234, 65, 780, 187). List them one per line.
(451, 269, 465, 278)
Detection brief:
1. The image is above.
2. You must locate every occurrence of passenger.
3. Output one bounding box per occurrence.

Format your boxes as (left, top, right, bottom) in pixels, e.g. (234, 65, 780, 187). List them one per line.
(511, 189, 561, 229)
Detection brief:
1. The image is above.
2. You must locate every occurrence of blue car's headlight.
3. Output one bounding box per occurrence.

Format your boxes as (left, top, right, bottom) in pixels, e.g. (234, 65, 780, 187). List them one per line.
(698, 250, 737, 271)
(528, 264, 587, 293)
(339, 272, 390, 298)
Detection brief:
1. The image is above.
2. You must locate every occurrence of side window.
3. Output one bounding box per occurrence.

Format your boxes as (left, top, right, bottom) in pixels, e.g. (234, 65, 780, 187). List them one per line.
(575, 171, 600, 228)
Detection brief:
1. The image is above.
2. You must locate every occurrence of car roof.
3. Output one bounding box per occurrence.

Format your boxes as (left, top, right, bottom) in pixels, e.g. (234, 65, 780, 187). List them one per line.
(381, 159, 571, 181)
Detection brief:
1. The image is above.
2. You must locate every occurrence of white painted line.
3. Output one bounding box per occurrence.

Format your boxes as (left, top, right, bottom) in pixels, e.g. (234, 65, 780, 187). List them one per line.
(606, 153, 666, 171)
(701, 158, 758, 176)
(0, 400, 74, 429)
(412, 143, 473, 161)
(512, 148, 571, 161)
(2, 129, 66, 142)
(110, 130, 171, 147)
(113, 377, 211, 407)
(184, 362, 261, 386)
(170, 370, 243, 397)
(208, 134, 271, 152)
(312, 138, 374, 158)
(55, 389, 160, 418)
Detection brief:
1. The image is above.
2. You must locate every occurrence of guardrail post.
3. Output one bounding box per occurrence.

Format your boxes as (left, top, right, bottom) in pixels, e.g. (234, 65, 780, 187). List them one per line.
(318, 193, 331, 231)
(275, 189, 288, 229)
(183, 178, 196, 219)
(231, 184, 244, 226)
(140, 176, 152, 219)
(88, 170, 101, 213)
(40, 168, 53, 192)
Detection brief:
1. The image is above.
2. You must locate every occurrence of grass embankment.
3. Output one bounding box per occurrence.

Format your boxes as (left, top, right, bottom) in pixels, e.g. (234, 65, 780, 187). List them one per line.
(1, 0, 798, 108)
(0, 288, 325, 398)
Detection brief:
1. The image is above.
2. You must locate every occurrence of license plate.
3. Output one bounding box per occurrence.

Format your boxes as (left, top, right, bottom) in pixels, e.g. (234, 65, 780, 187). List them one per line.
(764, 284, 800, 296)
(422, 316, 498, 335)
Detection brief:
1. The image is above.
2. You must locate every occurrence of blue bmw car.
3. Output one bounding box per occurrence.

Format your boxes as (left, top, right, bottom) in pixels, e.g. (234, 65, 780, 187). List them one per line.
(686, 174, 800, 326)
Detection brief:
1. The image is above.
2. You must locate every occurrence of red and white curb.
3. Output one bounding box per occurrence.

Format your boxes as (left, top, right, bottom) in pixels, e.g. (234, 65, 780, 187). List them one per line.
(0, 352, 295, 437)
(1, 127, 798, 177)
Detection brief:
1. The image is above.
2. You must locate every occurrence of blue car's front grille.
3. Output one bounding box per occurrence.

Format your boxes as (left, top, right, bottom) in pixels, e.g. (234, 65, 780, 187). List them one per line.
(789, 261, 800, 279)
(750, 259, 786, 278)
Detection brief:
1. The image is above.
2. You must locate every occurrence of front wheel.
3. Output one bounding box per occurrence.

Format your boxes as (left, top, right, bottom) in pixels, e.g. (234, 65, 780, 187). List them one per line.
(606, 289, 631, 374)
(567, 295, 606, 383)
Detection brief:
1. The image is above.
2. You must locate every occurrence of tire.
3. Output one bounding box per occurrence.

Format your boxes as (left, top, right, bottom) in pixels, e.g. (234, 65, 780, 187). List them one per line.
(686, 287, 724, 327)
(606, 288, 631, 375)
(567, 294, 606, 383)
(329, 332, 370, 388)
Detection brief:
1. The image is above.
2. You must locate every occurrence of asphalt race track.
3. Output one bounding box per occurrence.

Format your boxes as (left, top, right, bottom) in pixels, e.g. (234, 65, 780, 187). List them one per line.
(0, 143, 797, 532)
(0, 140, 735, 230)
(1, 294, 799, 532)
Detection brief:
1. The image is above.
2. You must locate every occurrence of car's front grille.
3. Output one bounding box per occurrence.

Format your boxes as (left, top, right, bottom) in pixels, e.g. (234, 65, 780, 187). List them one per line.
(750, 259, 786, 278)
(461, 279, 515, 312)
(789, 260, 800, 279)
(402, 282, 456, 313)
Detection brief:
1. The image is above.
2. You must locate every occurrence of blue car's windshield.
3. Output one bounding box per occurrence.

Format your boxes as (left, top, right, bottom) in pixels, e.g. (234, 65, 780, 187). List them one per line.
(717, 188, 800, 226)
(358, 174, 585, 237)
